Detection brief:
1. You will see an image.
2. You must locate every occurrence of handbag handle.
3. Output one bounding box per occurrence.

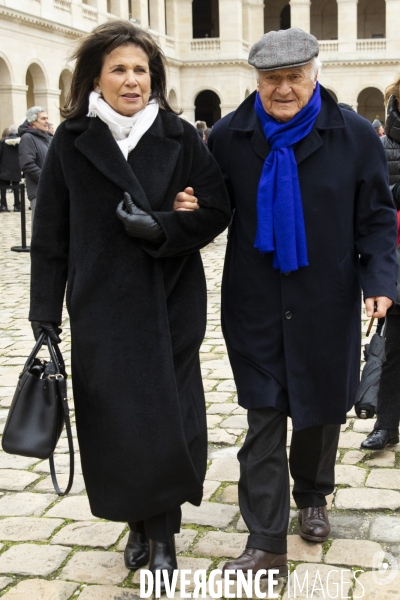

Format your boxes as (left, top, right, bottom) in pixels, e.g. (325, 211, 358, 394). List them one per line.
(45, 338, 74, 495)
(49, 374, 75, 496)
(21, 331, 47, 374)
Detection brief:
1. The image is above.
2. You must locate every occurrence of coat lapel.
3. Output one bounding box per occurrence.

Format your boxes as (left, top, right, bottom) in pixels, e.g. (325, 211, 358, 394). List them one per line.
(75, 116, 152, 211)
(251, 121, 271, 162)
(294, 128, 323, 166)
(128, 117, 181, 210)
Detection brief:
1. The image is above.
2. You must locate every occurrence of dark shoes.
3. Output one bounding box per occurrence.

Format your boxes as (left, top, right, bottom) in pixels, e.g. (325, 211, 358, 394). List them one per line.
(124, 531, 149, 569)
(0, 205, 9, 212)
(149, 537, 177, 593)
(361, 429, 399, 450)
(299, 506, 330, 542)
(222, 548, 288, 578)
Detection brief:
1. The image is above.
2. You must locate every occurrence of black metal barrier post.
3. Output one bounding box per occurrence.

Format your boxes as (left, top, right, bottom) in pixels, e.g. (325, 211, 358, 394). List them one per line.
(11, 183, 30, 253)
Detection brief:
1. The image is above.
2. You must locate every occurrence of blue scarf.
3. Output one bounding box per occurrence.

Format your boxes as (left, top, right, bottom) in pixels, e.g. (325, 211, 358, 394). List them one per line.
(254, 83, 321, 273)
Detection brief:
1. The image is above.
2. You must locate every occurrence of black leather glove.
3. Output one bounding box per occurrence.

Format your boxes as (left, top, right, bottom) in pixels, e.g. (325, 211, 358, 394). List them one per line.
(116, 192, 165, 244)
(31, 321, 62, 344)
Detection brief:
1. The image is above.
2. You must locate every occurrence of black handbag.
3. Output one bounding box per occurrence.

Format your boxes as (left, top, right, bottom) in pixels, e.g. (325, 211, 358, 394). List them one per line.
(2, 332, 74, 496)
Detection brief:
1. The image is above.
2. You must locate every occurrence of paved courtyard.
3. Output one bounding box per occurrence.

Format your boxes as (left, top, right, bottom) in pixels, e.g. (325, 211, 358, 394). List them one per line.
(1, 207, 400, 599)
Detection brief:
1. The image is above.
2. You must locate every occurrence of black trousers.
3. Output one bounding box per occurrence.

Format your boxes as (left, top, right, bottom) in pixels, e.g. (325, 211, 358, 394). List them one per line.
(238, 407, 340, 555)
(0, 180, 19, 207)
(128, 506, 181, 543)
(374, 314, 400, 430)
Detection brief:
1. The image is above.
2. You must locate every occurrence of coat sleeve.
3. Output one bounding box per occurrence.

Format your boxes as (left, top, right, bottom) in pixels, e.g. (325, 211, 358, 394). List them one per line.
(19, 135, 41, 182)
(29, 131, 69, 324)
(352, 121, 398, 302)
(142, 126, 231, 258)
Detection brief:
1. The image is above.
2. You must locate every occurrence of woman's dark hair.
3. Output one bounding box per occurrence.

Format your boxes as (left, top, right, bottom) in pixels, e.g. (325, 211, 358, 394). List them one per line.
(61, 20, 177, 119)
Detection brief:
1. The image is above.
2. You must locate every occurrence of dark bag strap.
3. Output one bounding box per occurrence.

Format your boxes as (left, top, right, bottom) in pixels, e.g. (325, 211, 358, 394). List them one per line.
(46, 338, 74, 496)
(21, 331, 48, 374)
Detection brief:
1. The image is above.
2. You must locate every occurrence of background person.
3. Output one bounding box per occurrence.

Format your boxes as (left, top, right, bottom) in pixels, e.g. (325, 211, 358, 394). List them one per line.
(28, 20, 230, 591)
(18, 106, 50, 225)
(362, 73, 400, 450)
(0, 125, 21, 212)
(372, 118, 385, 137)
(209, 28, 397, 579)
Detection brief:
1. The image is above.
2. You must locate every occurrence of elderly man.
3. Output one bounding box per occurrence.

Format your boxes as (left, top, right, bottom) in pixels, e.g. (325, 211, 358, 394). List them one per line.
(208, 29, 397, 577)
(18, 106, 50, 225)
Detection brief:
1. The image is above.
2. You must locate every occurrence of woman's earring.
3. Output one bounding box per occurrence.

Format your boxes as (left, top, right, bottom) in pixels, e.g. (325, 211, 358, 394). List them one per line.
(96, 87, 101, 94)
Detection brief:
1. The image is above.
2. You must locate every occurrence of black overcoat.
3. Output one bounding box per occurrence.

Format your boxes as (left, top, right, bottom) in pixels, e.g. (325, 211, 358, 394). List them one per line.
(209, 88, 398, 431)
(29, 110, 231, 521)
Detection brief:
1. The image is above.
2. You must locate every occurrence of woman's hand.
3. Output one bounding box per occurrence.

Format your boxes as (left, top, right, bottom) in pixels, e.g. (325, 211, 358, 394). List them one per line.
(31, 321, 62, 344)
(173, 187, 199, 211)
(116, 192, 165, 243)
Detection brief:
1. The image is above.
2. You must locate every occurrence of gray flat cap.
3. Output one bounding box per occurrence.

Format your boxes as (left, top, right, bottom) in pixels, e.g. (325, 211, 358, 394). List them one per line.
(372, 119, 382, 128)
(248, 28, 319, 72)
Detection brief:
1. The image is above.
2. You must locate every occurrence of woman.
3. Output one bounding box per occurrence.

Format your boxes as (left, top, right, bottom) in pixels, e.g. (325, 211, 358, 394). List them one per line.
(0, 125, 22, 212)
(361, 73, 400, 450)
(29, 20, 230, 587)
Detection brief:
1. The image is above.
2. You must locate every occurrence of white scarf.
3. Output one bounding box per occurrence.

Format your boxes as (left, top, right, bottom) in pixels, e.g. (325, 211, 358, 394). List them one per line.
(87, 91, 159, 160)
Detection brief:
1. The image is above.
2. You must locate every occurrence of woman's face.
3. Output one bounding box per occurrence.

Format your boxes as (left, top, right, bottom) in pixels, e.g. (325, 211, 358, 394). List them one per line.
(95, 44, 151, 116)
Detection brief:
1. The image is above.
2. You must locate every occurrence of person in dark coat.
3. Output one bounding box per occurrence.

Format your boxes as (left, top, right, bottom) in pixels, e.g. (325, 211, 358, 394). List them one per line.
(362, 74, 400, 450)
(18, 107, 50, 224)
(0, 125, 21, 212)
(208, 28, 397, 578)
(28, 20, 230, 589)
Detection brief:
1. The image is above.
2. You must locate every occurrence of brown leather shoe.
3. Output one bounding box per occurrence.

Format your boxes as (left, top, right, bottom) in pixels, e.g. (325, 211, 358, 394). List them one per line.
(222, 548, 288, 579)
(298, 506, 330, 542)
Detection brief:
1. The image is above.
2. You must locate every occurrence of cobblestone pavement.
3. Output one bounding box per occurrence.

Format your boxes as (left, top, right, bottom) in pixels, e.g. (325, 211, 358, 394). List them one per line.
(1, 208, 400, 599)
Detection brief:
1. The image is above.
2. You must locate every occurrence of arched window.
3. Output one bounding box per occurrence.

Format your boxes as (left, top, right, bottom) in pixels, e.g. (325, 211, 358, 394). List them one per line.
(0, 57, 12, 133)
(192, 0, 219, 38)
(264, 0, 290, 33)
(357, 87, 385, 122)
(311, 0, 338, 40)
(357, 0, 385, 39)
(194, 90, 221, 126)
(168, 89, 179, 111)
(25, 63, 47, 112)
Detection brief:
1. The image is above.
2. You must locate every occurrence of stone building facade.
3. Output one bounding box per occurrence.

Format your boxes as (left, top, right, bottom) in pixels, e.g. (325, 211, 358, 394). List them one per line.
(0, 0, 399, 132)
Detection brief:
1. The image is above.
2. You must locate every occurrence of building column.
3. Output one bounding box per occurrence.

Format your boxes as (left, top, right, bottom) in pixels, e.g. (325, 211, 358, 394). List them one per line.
(0, 85, 28, 130)
(219, 0, 243, 55)
(34, 89, 62, 127)
(175, 0, 193, 61)
(337, 0, 358, 54)
(290, 0, 311, 33)
(149, 0, 166, 35)
(129, 0, 150, 28)
(385, 0, 400, 53)
(243, 0, 264, 44)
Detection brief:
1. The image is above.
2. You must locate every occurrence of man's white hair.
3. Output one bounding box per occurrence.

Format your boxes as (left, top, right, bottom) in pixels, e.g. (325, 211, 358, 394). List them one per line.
(255, 57, 322, 82)
(26, 106, 46, 124)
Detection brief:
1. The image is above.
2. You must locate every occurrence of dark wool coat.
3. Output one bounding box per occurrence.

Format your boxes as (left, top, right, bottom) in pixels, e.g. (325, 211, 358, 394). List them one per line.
(29, 110, 231, 521)
(18, 122, 50, 200)
(209, 87, 398, 431)
(0, 135, 22, 181)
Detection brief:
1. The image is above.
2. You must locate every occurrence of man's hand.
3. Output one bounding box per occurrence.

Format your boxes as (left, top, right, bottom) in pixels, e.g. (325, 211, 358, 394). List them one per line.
(365, 296, 393, 318)
(173, 187, 199, 211)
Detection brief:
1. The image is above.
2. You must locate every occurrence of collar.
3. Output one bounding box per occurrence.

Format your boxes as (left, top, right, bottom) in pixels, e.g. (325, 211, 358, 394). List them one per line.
(65, 108, 184, 140)
(228, 85, 346, 133)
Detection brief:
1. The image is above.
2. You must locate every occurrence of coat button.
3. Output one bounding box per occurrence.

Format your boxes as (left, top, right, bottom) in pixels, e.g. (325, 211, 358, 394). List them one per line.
(285, 311, 292, 320)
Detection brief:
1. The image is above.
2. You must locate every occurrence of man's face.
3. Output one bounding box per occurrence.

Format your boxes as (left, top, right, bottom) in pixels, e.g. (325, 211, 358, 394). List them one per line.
(257, 63, 317, 122)
(377, 125, 385, 137)
(31, 112, 49, 133)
